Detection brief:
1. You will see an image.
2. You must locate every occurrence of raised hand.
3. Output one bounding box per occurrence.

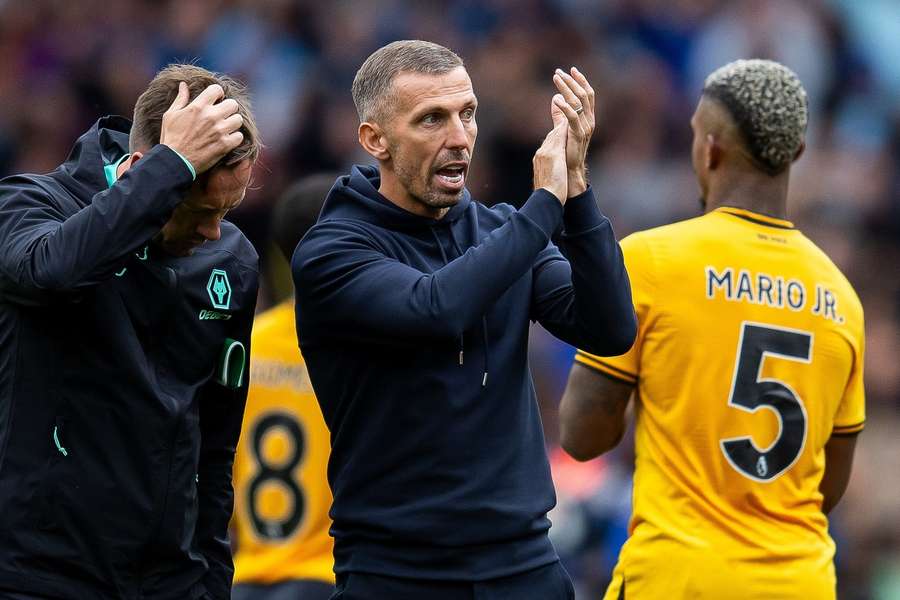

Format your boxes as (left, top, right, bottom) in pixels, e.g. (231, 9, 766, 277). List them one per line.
(552, 67, 595, 197)
(159, 82, 245, 175)
(533, 98, 569, 204)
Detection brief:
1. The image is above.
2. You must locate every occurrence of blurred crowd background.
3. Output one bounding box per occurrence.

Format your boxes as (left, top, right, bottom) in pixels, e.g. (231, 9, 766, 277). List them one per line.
(1, 0, 897, 597)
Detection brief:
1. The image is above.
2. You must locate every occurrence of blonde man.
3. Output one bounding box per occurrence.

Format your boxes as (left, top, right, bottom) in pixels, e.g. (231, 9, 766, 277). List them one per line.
(562, 60, 864, 600)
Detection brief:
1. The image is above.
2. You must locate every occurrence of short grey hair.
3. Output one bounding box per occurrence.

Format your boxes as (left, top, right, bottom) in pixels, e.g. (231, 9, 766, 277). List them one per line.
(352, 40, 464, 123)
(703, 59, 808, 176)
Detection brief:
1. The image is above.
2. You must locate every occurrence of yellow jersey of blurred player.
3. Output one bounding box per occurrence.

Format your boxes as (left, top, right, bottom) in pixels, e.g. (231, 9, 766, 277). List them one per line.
(231, 175, 337, 600)
(560, 60, 864, 600)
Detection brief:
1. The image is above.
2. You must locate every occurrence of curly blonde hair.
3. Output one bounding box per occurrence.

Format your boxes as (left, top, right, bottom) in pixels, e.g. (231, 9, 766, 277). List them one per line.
(703, 59, 808, 176)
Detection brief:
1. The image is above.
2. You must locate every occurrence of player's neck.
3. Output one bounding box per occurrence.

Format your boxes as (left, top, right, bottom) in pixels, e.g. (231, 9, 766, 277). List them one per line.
(705, 171, 790, 219)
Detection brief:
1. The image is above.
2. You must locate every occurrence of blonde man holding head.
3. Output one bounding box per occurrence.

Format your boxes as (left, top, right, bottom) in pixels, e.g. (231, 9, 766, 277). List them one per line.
(0, 64, 261, 599)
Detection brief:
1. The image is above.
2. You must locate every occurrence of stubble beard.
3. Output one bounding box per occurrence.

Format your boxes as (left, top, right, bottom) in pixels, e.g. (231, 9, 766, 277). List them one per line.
(392, 151, 464, 211)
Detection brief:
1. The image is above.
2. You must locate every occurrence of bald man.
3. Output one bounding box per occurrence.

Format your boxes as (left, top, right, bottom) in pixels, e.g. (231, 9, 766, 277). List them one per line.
(560, 60, 865, 600)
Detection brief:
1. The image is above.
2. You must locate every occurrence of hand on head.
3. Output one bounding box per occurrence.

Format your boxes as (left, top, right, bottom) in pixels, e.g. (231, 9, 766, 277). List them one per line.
(159, 82, 245, 174)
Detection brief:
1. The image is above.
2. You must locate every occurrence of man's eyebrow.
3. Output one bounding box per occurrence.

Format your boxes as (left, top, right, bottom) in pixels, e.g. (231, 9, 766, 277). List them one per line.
(412, 104, 447, 116)
(412, 97, 478, 116)
(223, 195, 246, 211)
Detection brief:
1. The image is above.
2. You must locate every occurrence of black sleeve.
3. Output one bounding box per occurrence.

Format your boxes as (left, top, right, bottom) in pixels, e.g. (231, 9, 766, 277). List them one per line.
(530, 187, 636, 356)
(195, 272, 258, 599)
(0, 145, 193, 305)
(293, 189, 563, 344)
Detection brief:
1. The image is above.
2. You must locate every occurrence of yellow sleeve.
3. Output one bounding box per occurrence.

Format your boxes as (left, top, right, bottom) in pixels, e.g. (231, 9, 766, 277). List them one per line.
(832, 322, 865, 436)
(574, 233, 654, 385)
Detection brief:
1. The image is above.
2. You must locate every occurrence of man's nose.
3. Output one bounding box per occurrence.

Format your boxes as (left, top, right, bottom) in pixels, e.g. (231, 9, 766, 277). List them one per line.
(446, 116, 469, 149)
(197, 219, 221, 242)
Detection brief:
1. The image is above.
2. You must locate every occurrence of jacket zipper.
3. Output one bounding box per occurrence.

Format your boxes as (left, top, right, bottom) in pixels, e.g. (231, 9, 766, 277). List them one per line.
(136, 263, 182, 597)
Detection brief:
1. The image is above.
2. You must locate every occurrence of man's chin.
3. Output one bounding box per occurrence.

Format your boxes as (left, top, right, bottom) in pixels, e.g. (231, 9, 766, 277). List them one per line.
(160, 243, 197, 257)
(423, 189, 464, 209)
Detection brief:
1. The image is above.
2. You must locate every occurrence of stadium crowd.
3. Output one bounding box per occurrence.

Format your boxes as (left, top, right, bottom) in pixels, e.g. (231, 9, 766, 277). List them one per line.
(0, 0, 897, 598)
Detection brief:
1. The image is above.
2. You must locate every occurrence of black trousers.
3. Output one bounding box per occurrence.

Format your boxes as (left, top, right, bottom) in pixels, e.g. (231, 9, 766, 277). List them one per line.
(232, 579, 335, 600)
(331, 562, 574, 600)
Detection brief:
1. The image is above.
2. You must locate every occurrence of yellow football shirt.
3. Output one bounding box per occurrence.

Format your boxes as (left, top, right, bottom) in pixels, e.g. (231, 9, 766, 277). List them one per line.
(576, 207, 865, 600)
(232, 301, 334, 585)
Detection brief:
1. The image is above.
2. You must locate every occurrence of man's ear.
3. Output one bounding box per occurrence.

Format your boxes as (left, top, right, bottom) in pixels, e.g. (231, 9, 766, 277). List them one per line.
(705, 134, 723, 171)
(116, 151, 144, 178)
(358, 122, 390, 161)
(793, 141, 806, 163)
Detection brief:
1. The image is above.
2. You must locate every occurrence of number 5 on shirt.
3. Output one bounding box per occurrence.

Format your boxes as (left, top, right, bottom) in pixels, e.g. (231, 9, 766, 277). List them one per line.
(720, 322, 813, 482)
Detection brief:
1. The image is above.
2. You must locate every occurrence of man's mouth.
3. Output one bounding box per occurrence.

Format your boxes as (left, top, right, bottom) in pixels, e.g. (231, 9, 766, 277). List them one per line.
(433, 162, 467, 191)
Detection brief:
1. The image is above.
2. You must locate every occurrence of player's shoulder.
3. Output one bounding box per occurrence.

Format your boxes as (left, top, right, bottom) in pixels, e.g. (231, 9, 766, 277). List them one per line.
(251, 301, 299, 350)
(248, 302, 311, 394)
(622, 212, 712, 246)
(794, 232, 864, 317)
(617, 213, 713, 273)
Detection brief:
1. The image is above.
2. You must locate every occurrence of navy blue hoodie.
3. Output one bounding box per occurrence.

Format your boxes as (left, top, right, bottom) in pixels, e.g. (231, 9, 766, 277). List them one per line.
(293, 165, 635, 581)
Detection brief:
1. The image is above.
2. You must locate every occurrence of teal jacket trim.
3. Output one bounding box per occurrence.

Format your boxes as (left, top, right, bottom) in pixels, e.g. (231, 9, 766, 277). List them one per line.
(215, 338, 246, 389)
(53, 425, 68, 457)
(103, 154, 131, 189)
(167, 147, 196, 180)
(104, 147, 196, 188)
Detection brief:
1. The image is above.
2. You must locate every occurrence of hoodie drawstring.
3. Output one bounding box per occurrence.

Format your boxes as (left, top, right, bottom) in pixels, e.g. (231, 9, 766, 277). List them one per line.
(430, 227, 466, 368)
(444, 213, 489, 387)
(480, 317, 489, 386)
(470, 207, 490, 386)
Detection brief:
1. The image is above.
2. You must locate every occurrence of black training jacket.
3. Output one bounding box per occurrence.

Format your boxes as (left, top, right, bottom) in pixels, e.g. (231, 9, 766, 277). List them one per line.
(0, 117, 258, 599)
